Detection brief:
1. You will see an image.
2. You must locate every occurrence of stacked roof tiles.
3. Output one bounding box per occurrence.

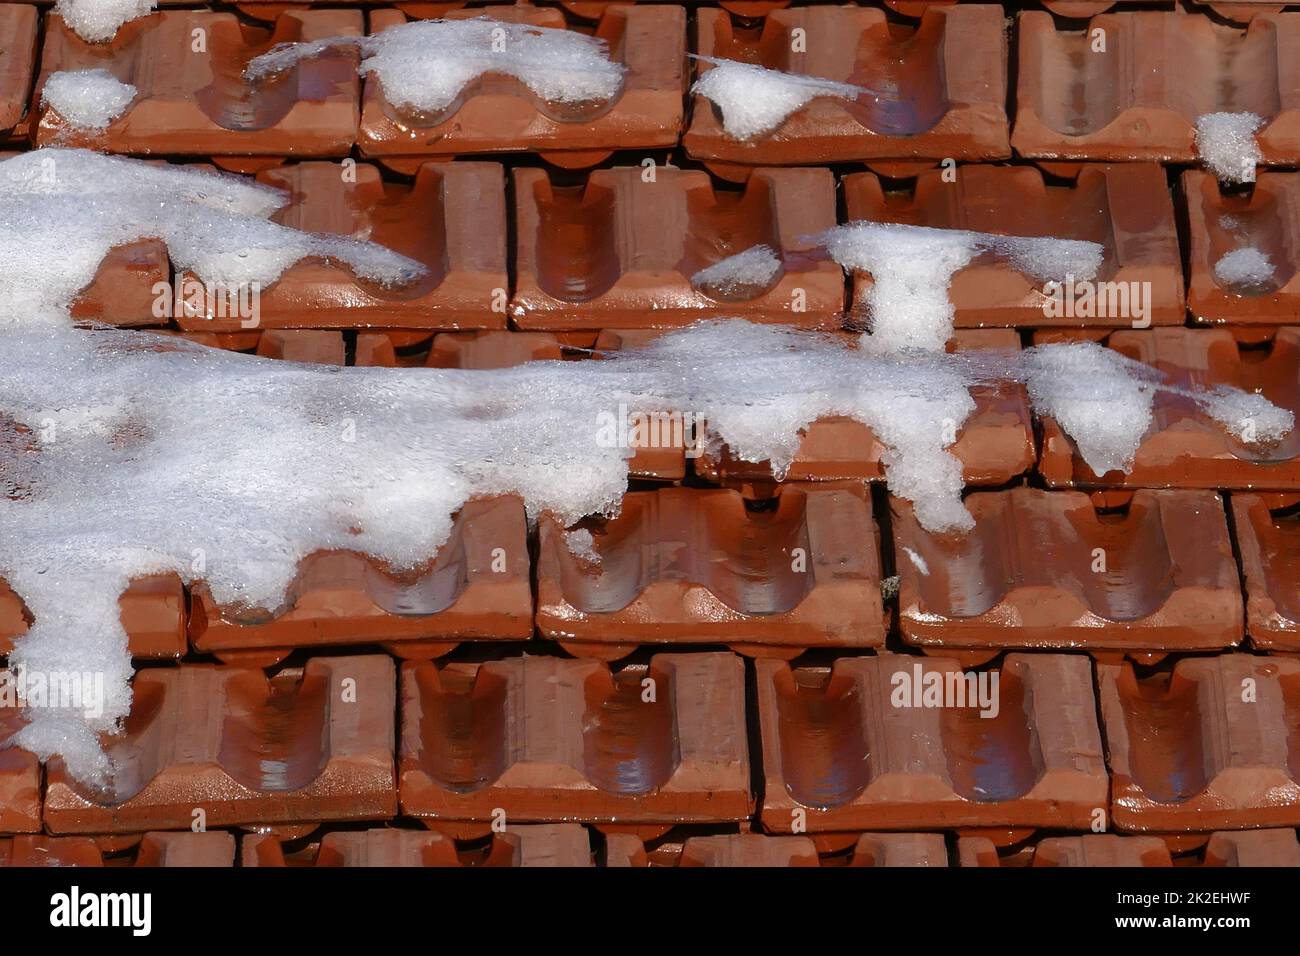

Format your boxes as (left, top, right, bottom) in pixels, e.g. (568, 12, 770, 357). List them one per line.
(2, 0, 1300, 868)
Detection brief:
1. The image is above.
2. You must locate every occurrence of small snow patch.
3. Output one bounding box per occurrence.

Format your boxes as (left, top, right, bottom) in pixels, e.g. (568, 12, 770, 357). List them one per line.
(692, 57, 866, 140)
(55, 0, 154, 43)
(565, 528, 601, 566)
(1195, 112, 1265, 184)
(1021, 341, 1159, 476)
(691, 245, 782, 300)
(1214, 247, 1274, 291)
(42, 69, 137, 130)
(1198, 386, 1294, 446)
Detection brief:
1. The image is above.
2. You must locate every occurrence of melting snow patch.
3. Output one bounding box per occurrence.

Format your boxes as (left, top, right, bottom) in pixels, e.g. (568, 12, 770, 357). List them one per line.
(1214, 247, 1275, 290)
(0, 321, 1291, 783)
(0, 149, 425, 326)
(816, 222, 1103, 352)
(1195, 112, 1265, 184)
(246, 19, 625, 117)
(692, 57, 866, 140)
(1020, 341, 1161, 476)
(54, 0, 155, 43)
(691, 245, 782, 300)
(1197, 386, 1294, 445)
(565, 529, 601, 566)
(41, 69, 137, 130)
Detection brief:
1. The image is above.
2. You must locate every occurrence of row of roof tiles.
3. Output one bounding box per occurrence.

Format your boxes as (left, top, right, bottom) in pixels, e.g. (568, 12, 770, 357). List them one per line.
(9, 324, 1300, 660)
(42, 160, 1300, 330)
(1, 5, 1298, 174)
(5, 827, 1300, 866)
(2, 650, 1299, 835)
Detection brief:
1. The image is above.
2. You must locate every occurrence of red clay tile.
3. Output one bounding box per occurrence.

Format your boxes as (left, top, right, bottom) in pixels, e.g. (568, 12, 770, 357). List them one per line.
(35, 9, 362, 158)
(1038, 328, 1300, 489)
(684, 5, 1009, 174)
(0, 831, 235, 866)
(424, 329, 563, 369)
(244, 823, 592, 866)
(0, 710, 40, 834)
(359, 6, 684, 171)
(72, 241, 171, 327)
(175, 162, 507, 333)
(399, 652, 752, 826)
(1014, 11, 1300, 165)
(254, 329, 346, 364)
(602, 830, 948, 866)
(844, 163, 1184, 328)
(677, 833, 820, 867)
(132, 830, 237, 866)
(535, 484, 885, 658)
(510, 165, 843, 330)
(1, 573, 185, 660)
(0, 834, 104, 867)
(0, 5, 37, 135)
(1099, 654, 1300, 832)
(1230, 493, 1300, 651)
(190, 496, 532, 664)
(757, 652, 1108, 832)
(959, 834, 1173, 867)
(846, 832, 950, 867)
(1184, 169, 1300, 324)
(893, 487, 1243, 654)
(43, 655, 397, 834)
(1203, 827, 1300, 866)
(695, 330, 1034, 485)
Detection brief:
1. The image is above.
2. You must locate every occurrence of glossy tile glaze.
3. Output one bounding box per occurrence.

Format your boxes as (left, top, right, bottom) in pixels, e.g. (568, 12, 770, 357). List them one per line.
(1230, 493, 1300, 650)
(399, 652, 751, 825)
(535, 484, 885, 656)
(43, 656, 397, 833)
(757, 653, 1108, 832)
(1099, 654, 1300, 831)
(893, 487, 1243, 653)
(511, 165, 843, 330)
